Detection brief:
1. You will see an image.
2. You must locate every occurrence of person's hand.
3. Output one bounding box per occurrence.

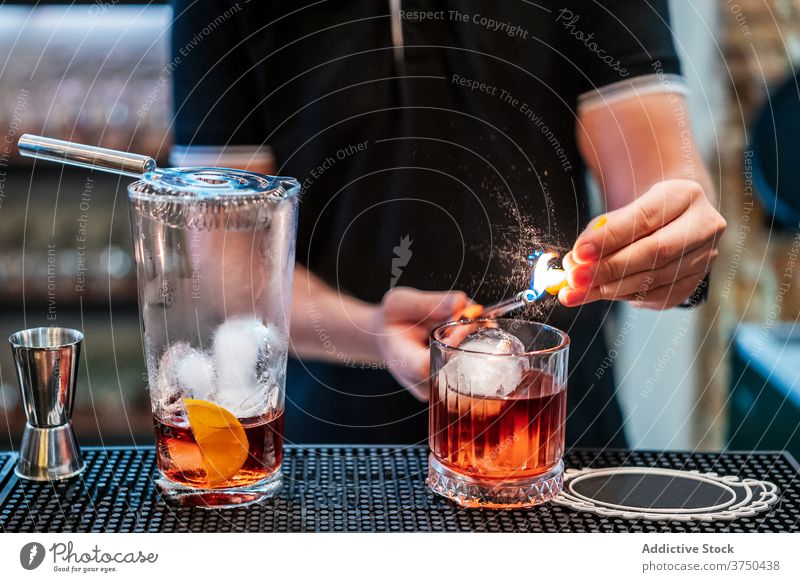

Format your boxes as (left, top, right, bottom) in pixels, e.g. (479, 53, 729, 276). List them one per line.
(371, 287, 470, 401)
(558, 179, 726, 310)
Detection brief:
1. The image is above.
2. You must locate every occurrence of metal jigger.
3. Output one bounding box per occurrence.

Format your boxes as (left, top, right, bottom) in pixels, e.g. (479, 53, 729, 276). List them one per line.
(9, 327, 85, 481)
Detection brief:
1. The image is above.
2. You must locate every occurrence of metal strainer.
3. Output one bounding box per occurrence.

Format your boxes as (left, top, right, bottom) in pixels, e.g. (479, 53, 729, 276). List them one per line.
(18, 134, 297, 231)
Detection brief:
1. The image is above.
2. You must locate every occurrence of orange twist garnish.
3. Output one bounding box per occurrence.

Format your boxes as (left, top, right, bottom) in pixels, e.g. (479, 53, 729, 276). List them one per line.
(459, 304, 484, 320)
(184, 399, 249, 485)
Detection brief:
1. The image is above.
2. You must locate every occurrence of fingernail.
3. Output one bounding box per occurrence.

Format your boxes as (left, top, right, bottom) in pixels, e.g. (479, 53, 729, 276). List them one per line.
(569, 267, 593, 288)
(559, 288, 577, 306)
(593, 215, 608, 230)
(575, 242, 598, 262)
(561, 287, 588, 307)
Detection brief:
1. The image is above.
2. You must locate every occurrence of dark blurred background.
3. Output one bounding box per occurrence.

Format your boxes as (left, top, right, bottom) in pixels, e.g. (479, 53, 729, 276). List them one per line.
(0, 1, 171, 447)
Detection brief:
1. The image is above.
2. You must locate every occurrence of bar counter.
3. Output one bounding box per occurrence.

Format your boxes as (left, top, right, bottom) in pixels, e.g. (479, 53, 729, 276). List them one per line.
(1, 446, 797, 533)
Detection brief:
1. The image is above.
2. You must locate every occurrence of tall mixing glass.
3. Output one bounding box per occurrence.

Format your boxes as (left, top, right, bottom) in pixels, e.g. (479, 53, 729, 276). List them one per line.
(18, 135, 300, 508)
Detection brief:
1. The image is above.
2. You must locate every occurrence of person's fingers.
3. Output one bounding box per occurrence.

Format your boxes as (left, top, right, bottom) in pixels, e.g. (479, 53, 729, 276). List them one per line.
(572, 180, 699, 263)
(377, 288, 477, 401)
(561, 257, 708, 307)
(440, 292, 471, 321)
(560, 284, 598, 306)
(570, 204, 723, 287)
(562, 250, 577, 272)
(562, 266, 705, 306)
(619, 274, 704, 309)
(441, 320, 483, 347)
(383, 329, 431, 401)
(404, 382, 429, 402)
(383, 287, 468, 322)
(569, 244, 716, 297)
(457, 302, 484, 320)
(557, 285, 574, 306)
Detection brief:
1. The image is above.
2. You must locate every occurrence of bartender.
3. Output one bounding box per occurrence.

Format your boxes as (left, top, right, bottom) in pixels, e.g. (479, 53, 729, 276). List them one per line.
(169, 1, 725, 446)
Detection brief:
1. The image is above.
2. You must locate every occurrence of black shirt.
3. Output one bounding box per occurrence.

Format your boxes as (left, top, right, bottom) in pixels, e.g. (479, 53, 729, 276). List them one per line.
(171, 0, 682, 446)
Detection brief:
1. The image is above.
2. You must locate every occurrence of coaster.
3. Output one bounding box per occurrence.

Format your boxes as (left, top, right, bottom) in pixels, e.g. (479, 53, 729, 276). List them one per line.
(552, 466, 779, 521)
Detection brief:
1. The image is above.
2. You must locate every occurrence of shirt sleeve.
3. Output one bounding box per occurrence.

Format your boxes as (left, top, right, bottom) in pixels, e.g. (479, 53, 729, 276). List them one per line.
(556, 1, 685, 107)
(171, 0, 267, 147)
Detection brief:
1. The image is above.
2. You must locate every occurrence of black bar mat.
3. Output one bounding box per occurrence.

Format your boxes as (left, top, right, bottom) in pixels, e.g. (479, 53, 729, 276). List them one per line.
(0, 446, 797, 532)
(0, 454, 14, 499)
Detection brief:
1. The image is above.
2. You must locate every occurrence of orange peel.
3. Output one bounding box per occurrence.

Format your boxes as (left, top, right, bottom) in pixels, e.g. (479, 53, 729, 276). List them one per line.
(460, 304, 484, 320)
(184, 398, 249, 486)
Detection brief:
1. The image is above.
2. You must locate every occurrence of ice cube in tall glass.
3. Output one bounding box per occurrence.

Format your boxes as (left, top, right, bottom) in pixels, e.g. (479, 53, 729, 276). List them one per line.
(128, 168, 299, 508)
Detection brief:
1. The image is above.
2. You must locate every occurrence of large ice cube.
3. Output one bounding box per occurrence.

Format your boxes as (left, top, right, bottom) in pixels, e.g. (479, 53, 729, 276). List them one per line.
(176, 351, 216, 400)
(442, 327, 528, 398)
(155, 342, 215, 416)
(458, 327, 526, 355)
(213, 317, 278, 417)
(151, 318, 285, 419)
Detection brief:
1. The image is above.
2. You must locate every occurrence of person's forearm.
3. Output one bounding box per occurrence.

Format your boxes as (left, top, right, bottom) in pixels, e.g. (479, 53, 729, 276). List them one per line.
(289, 265, 383, 364)
(160, 152, 384, 362)
(578, 93, 717, 211)
(566, 92, 726, 310)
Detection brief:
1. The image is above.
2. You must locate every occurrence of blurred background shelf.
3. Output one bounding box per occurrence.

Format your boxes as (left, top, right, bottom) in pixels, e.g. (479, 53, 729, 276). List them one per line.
(0, 2, 171, 447)
(0, 3, 172, 160)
